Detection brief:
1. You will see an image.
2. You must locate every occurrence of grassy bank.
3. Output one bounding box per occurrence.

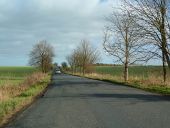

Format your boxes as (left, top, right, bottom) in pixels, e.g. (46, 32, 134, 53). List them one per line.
(68, 65, 170, 95)
(79, 73, 170, 95)
(0, 67, 51, 127)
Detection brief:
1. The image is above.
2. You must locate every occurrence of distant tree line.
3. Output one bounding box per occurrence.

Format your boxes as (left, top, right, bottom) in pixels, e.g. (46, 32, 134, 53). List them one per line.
(95, 63, 121, 66)
(94, 63, 143, 67)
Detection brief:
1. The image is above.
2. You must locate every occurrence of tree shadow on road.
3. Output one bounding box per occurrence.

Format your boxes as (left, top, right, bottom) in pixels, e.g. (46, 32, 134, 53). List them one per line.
(43, 93, 170, 102)
(83, 93, 170, 102)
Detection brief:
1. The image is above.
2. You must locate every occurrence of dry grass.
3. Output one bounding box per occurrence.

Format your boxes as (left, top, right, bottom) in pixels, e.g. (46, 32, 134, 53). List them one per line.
(0, 72, 50, 126)
(0, 67, 51, 126)
(0, 72, 46, 102)
(95, 74, 170, 87)
(83, 73, 170, 87)
(94, 66, 170, 85)
(70, 72, 170, 94)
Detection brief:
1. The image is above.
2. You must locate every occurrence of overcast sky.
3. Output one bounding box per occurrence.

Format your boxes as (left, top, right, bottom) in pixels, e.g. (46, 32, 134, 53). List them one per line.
(0, 0, 123, 66)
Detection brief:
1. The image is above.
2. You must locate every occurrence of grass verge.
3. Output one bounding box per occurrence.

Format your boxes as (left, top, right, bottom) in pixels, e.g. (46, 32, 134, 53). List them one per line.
(69, 73, 170, 95)
(0, 74, 50, 127)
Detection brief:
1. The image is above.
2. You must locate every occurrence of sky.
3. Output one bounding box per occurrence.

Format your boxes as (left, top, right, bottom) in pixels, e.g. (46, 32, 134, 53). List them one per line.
(0, 0, 160, 66)
(0, 0, 124, 66)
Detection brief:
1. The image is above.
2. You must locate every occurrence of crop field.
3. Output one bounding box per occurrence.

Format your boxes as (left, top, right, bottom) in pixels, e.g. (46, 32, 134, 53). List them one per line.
(0, 67, 37, 86)
(90, 65, 170, 87)
(95, 66, 169, 79)
(0, 66, 37, 78)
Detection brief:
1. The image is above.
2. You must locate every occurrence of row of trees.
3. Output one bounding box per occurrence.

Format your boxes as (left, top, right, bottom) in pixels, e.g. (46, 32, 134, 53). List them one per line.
(104, 0, 170, 82)
(28, 0, 170, 82)
(66, 39, 100, 75)
(28, 39, 99, 74)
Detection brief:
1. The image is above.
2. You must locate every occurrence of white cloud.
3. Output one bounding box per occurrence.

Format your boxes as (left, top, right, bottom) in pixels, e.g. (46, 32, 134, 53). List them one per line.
(0, 0, 120, 66)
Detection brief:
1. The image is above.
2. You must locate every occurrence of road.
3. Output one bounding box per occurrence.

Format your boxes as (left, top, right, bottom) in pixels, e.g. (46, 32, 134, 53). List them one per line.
(5, 74, 170, 128)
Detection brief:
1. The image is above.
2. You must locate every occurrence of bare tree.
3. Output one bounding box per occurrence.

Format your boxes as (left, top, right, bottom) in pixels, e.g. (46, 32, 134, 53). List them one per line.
(66, 54, 74, 73)
(78, 40, 100, 75)
(29, 40, 55, 73)
(103, 9, 153, 81)
(66, 49, 80, 73)
(124, 0, 170, 82)
(67, 39, 100, 75)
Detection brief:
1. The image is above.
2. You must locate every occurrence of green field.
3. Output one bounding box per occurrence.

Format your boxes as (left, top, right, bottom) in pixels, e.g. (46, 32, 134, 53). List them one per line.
(0, 67, 37, 77)
(0, 67, 37, 86)
(95, 66, 168, 78)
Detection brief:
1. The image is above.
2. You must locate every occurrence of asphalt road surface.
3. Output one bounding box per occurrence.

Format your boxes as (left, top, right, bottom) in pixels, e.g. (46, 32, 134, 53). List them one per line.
(5, 74, 170, 128)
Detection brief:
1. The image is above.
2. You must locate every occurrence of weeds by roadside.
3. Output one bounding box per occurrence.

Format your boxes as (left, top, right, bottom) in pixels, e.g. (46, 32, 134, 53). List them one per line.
(0, 72, 50, 127)
(70, 72, 170, 95)
(0, 72, 46, 102)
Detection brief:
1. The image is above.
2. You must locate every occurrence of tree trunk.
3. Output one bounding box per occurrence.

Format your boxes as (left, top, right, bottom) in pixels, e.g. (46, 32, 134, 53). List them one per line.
(164, 52, 170, 69)
(124, 62, 129, 82)
(82, 65, 85, 76)
(162, 52, 167, 83)
(74, 66, 76, 74)
(79, 67, 81, 74)
(124, 29, 129, 82)
(41, 58, 44, 73)
(72, 67, 74, 74)
(160, 3, 170, 70)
